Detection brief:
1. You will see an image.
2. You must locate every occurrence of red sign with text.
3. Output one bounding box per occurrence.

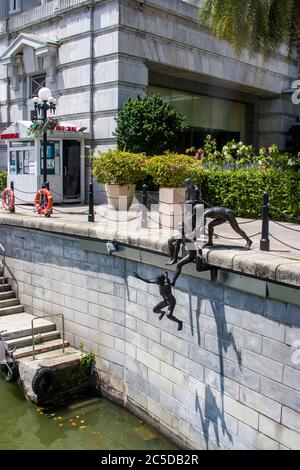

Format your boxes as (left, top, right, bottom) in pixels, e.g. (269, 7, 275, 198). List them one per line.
(0, 133, 19, 140)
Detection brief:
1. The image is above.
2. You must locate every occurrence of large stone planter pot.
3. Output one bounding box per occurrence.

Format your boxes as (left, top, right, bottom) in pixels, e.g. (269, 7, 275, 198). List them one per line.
(106, 184, 136, 211)
(159, 187, 185, 230)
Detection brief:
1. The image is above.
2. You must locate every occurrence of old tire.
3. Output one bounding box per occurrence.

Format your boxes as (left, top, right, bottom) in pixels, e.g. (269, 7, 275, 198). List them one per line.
(1, 359, 19, 383)
(32, 367, 57, 397)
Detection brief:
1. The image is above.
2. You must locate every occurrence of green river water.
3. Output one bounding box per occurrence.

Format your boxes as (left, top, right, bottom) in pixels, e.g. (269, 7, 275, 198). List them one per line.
(0, 376, 177, 450)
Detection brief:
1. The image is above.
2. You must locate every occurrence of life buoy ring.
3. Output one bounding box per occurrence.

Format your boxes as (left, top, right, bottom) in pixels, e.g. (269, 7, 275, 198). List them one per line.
(32, 367, 57, 397)
(2, 188, 15, 213)
(34, 188, 53, 217)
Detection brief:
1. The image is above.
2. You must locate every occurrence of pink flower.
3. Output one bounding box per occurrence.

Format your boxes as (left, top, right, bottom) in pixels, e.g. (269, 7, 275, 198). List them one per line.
(184, 149, 190, 155)
(297, 152, 300, 158)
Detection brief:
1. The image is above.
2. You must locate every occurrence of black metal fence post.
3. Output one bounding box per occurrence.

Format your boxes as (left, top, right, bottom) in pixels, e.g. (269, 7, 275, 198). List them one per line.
(10, 181, 14, 191)
(260, 192, 270, 251)
(141, 184, 148, 228)
(88, 181, 95, 222)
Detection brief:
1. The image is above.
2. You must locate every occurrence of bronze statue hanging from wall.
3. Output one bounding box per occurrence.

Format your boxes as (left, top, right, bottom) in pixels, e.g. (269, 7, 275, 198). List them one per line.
(134, 271, 183, 331)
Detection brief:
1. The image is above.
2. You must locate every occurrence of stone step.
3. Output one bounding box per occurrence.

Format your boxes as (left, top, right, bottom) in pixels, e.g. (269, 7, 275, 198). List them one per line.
(4, 330, 61, 350)
(18, 346, 80, 364)
(0, 313, 56, 340)
(0, 291, 16, 301)
(0, 298, 20, 310)
(0, 283, 12, 293)
(0, 304, 24, 317)
(13, 339, 69, 359)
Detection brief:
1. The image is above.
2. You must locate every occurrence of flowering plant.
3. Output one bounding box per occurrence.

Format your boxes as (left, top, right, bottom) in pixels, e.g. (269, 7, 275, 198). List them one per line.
(28, 118, 60, 137)
(257, 144, 299, 170)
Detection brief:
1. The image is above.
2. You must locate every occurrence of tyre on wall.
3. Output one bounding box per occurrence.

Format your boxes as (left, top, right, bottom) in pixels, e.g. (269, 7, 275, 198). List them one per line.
(1, 359, 19, 383)
(32, 367, 57, 397)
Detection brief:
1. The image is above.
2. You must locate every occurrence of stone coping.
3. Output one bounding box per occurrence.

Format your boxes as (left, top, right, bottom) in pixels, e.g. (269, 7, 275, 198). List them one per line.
(0, 213, 299, 289)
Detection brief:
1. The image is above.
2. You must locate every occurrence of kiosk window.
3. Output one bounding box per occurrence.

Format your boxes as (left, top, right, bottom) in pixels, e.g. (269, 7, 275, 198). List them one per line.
(40, 141, 60, 175)
(9, 148, 36, 175)
(23, 150, 35, 174)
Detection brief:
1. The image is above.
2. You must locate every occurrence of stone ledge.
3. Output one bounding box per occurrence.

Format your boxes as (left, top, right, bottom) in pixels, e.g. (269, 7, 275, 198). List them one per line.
(0, 213, 300, 289)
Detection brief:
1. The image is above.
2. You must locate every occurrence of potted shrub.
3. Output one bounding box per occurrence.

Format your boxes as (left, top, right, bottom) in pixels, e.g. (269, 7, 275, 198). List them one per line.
(145, 154, 203, 229)
(92, 150, 147, 210)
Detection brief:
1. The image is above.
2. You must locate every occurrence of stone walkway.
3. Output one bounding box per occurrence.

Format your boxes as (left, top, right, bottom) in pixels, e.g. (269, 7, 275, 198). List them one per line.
(8, 201, 300, 262)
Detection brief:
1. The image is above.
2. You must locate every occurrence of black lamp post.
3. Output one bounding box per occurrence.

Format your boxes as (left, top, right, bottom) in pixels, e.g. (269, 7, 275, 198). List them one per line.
(32, 87, 56, 189)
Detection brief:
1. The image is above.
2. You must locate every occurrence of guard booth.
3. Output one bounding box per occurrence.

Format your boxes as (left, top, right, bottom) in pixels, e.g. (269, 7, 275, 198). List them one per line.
(0, 121, 90, 203)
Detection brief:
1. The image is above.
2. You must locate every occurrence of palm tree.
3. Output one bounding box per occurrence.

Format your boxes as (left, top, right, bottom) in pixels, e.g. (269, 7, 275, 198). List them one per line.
(199, 0, 300, 75)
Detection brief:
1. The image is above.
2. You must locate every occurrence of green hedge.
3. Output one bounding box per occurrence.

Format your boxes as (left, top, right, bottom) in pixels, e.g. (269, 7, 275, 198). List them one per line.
(197, 168, 300, 220)
(0, 171, 7, 192)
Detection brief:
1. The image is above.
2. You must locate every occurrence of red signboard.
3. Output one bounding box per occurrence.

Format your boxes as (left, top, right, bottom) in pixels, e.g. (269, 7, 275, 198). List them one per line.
(55, 126, 78, 132)
(0, 133, 19, 140)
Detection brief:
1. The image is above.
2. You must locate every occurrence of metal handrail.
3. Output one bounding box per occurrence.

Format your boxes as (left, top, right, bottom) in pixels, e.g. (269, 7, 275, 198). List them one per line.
(31, 314, 65, 360)
(0, 242, 19, 298)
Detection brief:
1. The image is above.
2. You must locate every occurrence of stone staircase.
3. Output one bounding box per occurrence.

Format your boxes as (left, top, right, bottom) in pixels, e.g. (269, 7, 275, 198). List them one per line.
(0, 274, 77, 362)
(0, 265, 95, 407)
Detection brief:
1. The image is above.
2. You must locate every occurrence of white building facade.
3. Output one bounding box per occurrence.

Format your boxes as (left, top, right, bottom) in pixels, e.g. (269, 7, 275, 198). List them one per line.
(0, 0, 298, 189)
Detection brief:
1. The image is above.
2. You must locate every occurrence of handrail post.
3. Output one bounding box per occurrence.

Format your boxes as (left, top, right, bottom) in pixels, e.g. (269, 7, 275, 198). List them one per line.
(31, 319, 35, 361)
(10, 181, 14, 191)
(260, 192, 270, 251)
(141, 184, 148, 228)
(31, 314, 65, 360)
(88, 181, 94, 222)
(62, 314, 65, 354)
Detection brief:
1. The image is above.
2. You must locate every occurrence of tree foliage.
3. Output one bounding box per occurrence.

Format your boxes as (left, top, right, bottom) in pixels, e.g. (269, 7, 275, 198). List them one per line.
(114, 95, 187, 155)
(92, 151, 147, 185)
(199, 0, 300, 59)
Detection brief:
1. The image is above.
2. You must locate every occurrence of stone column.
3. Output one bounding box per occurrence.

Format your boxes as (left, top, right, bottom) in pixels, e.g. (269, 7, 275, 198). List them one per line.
(258, 96, 299, 150)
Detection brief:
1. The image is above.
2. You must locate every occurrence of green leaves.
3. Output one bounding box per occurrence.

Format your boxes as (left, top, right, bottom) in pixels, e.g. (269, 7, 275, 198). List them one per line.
(144, 154, 204, 188)
(0, 170, 7, 192)
(199, 167, 300, 219)
(199, 0, 296, 58)
(92, 151, 147, 185)
(114, 95, 187, 155)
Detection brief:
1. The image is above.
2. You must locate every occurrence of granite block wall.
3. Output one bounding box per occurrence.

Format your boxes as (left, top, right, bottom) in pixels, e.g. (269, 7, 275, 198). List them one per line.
(1, 225, 300, 450)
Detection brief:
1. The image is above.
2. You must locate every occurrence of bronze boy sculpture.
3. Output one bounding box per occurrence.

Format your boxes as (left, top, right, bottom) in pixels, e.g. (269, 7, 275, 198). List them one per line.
(167, 180, 253, 265)
(134, 271, 183, 331)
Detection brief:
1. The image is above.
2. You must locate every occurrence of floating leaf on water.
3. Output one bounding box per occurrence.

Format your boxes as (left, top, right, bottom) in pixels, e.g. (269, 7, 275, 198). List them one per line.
(134, 426, 158, 441)
(76, 416, 80, 419)
(54, 418, 58, 421)
(58, 416, 62, 420)
(80, 420, 85, 424)
(50, 413, 55, 417)
(80, 426, 87, 430)
(92, 432, 102, 437)
(39, 412, 44, 415)
(58, 423, 64, 428)
(71, 422, 77, 427)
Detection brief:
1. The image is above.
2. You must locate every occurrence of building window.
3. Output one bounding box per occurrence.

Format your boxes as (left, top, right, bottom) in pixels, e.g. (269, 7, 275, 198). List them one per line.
(30, 74, 46, 99)
(148, 86, 246, 150)
(9, 0, 21, 14)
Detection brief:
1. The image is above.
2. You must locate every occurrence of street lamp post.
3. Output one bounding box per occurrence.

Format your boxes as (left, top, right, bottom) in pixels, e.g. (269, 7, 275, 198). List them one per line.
(32, 87, 56, 189)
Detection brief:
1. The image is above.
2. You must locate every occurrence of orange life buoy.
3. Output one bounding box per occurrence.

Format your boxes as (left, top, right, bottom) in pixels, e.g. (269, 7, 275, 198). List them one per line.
(34, 188, 53, 217)
(2, 188, 15, 213)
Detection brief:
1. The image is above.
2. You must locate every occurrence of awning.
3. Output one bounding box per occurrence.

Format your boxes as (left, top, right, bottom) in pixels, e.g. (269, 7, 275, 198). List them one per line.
(0, 121, 90, 140)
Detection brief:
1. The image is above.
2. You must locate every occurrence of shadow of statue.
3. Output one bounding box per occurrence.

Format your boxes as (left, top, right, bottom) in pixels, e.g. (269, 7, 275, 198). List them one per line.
(195, 386, 233, 449)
